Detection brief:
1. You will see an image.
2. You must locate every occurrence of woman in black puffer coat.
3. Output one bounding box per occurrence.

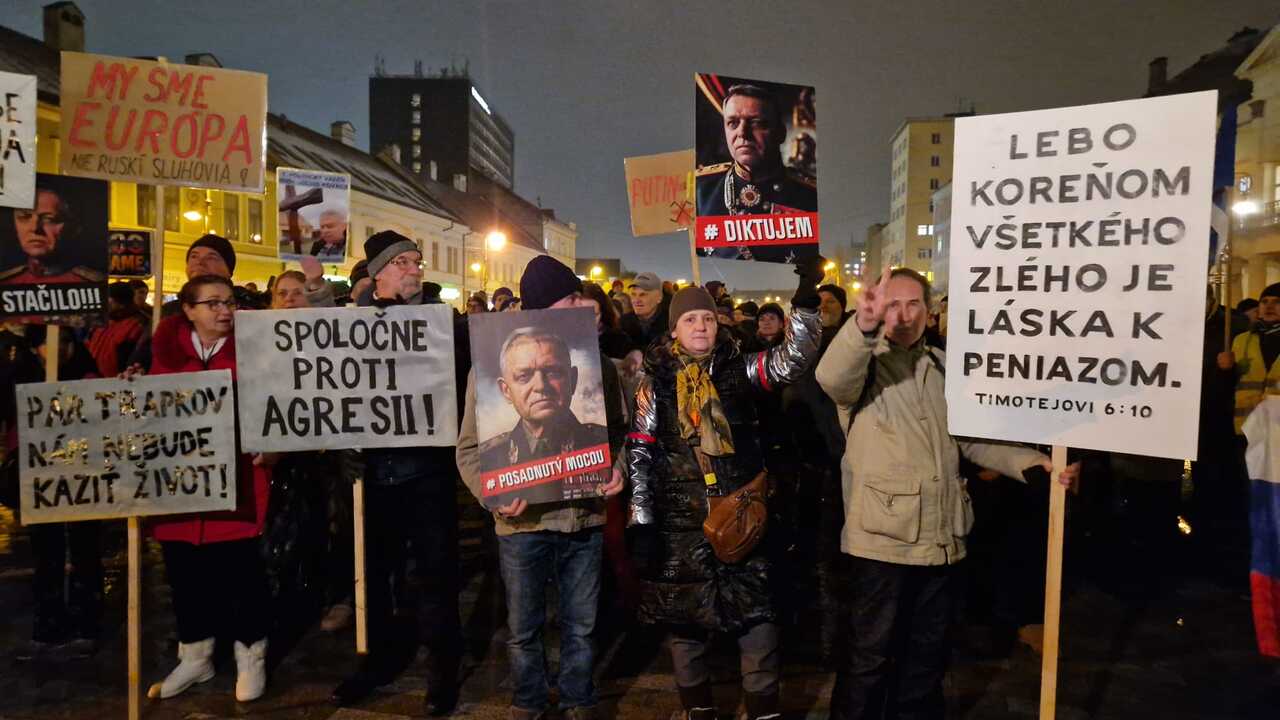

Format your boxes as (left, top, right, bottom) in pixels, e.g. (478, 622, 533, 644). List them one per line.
(627, 267, 821, 720)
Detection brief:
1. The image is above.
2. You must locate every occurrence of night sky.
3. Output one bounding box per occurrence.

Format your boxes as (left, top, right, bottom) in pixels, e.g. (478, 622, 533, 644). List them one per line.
(3, 0, 1277, 291)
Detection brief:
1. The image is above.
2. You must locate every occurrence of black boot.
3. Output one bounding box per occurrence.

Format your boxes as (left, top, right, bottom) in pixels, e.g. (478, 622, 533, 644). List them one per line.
(677, 682, 716, 719)
(744, 689, 781, 719)
(424, 651, 460, 716)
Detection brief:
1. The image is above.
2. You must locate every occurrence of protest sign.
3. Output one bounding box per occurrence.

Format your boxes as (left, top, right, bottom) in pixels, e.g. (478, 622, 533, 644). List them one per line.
(0, 173, 108, 323)
(234, 304, 458, 451)
(109, 228, 152, 277)
(16, 370, 238, 524)
(58, 52, 268, 192)
(624, 149, 695, 236)
(470, 307, 611, 508)
(0, 70, 36, 209)
(276, 167, 351, 262)
(945, 91, 1216, 460)
(695, 72, 819, 263)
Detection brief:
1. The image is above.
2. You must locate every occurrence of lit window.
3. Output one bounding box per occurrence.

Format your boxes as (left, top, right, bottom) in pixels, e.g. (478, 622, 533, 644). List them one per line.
(411, 110, 421, 125)
(247, 197, 262, 243)
(411, 128, 421, 141)
(410, 93, 421, 107)
(917, 248, 933, 260)
(412, 144, 421, 158)
(222, 193, 240, 241)
(917, 225, 930, 236)
(412, 161, 422, 173)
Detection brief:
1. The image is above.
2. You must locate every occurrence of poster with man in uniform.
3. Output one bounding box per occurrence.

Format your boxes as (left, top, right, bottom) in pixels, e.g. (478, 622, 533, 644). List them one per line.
(695, 72, 818, 263)
(470, 306, 612, 508)
(0, 173, 108, 323)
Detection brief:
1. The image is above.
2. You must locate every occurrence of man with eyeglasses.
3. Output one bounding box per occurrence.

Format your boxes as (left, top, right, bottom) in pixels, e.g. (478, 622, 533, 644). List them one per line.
(330, 231, 466, 716)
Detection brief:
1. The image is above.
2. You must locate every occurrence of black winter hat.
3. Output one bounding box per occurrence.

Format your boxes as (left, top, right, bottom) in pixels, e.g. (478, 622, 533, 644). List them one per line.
(1262, 284, 1280, 302)
(493, 286, 514, 301)
(520, 255, 582, 310)
(107, 282, 135, 306)
(758, 302, 785, 322)
(364, 230, 418, 279)
(349, 259, 369, 286)
(187, 233, 235, 273)
(818, 283, 847, 310)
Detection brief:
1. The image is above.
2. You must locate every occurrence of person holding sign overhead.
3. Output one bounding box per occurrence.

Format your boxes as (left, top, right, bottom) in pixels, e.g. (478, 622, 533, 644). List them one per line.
(625, 259, 823, 720)
(144, 274, 273, 703)
(816, 268, 1080, 720)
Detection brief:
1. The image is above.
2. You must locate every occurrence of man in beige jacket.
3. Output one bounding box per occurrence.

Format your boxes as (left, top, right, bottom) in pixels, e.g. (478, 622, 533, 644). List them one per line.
(816, 268, 1078, 720)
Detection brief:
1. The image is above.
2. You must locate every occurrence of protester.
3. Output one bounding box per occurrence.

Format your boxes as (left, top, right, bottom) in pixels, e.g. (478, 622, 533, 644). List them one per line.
(735, 300, 760, 341)
(270, 270, 310, 310)
(86, 282, 146, 377)
(755, 303, 785, 346)
(615, 292, 633, 316)
(626, 259, 823, 720)
(817, 268, 1079, 719)
(1237, 297, 1259, 325)
(128, 278, 153, 318)
(609, 278, 626, 299)
(457, 255, 628, 720)
(14, 326, 104, 661)
(583, 280, 637, 361)
(622, 271, 669, 350)
(467, 294, 489, 314)
(144, 275, 273, 702)
(126, 234, 239, 370)
(329, 231, 466, 715)
(493, 286, 515, 308)
(817, 283, 849, 333)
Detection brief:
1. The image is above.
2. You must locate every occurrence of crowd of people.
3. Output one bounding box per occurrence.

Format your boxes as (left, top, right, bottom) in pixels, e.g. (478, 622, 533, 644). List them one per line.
(0, 227, 1261, 720)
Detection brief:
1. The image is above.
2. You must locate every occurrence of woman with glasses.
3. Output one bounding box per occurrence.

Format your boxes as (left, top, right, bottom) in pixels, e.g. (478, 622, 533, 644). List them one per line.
(144, 274, 274, 703)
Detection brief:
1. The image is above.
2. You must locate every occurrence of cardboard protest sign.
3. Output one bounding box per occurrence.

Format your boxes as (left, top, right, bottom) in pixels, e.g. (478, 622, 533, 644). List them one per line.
(695, 73, 818, 263)
(234, 304, 458, 452)
(470, 307, 611, 508)
(16, 370, 238, 524)
(945, 91, 1216, 460)
(624, 150, 695, 236)
(0, 70, 37, 209)
(108, 228, 152, 277)
(0, 173, 108, 323)
(276, 167, 350, 262)
(58, 52, 267, 192)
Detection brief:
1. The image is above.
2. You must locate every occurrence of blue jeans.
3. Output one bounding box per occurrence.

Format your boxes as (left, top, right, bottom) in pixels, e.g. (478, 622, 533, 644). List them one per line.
(497, 528, 603, 711)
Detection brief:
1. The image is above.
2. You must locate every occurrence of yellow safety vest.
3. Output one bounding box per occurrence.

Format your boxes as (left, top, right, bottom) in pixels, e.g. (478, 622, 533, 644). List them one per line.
(1232, 330, 1280, 434)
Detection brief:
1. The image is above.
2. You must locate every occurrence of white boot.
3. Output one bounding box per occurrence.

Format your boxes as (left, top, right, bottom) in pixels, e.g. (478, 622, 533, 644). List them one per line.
(233, 638, 268, 702)
(148, 637, 215, 699)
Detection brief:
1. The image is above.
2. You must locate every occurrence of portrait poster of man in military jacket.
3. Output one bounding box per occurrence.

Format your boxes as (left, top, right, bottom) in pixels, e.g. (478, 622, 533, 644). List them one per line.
(694, 73, 819, 264)
(0, 173, 108, 324)
(470, 306, 612, 508)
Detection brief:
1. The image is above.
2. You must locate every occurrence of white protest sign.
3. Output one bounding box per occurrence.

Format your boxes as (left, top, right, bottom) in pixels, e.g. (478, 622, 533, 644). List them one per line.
(17, 370, 238, 524)
(0, 71, 37, 209)
(945, 91, 1216, 460)
(234, 304, 458, 452)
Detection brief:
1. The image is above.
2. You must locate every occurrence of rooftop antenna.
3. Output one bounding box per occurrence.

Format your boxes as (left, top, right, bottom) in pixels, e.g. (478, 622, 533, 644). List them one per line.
(414, 60, 423, 77)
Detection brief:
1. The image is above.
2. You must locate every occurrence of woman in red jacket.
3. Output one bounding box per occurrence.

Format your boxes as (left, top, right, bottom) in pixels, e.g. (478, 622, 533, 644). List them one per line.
(145, 274, 273, 703)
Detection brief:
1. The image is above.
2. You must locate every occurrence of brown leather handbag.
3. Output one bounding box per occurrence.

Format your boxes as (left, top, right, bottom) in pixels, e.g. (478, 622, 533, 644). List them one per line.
(698, 445, 769, 564)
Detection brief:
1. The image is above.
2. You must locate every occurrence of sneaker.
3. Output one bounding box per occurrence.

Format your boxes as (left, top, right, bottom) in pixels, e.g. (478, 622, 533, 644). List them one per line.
(320, 603, 354, 632)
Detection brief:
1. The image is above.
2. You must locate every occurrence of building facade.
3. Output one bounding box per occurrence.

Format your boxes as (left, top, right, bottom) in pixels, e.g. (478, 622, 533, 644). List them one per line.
(885, 116, 962, 277)
(1231, 26, 1280, 301)
(930, 182, 953, 299)
(369, 74, 516, 190)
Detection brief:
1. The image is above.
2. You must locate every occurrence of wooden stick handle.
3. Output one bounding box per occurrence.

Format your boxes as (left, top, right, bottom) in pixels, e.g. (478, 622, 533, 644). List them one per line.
(353, 477, 368, 654)
(1039, 445, 1068, 719)
(128, 516, 142, 720)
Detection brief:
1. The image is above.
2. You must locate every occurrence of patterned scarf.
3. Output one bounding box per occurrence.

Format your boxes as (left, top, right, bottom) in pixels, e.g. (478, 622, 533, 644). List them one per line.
(672, 340, 734, 457)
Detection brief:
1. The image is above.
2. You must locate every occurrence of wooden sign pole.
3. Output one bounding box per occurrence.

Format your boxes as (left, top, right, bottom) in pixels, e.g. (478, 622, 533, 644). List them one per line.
(686, 171, 701, 287)
(353, 477, 368, 654)
(1039, 444, 1069, 719)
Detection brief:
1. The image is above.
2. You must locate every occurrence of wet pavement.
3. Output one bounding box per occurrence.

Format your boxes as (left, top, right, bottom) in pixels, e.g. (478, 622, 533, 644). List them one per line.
(0, 503, 1277, 720)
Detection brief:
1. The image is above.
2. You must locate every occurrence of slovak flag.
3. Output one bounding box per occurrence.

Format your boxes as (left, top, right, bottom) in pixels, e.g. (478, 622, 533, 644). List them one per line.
(1242, 395, 1280, 658)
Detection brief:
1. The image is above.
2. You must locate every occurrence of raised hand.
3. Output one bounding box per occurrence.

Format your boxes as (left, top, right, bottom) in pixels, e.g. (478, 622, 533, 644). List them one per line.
(855, 267, 892, 333)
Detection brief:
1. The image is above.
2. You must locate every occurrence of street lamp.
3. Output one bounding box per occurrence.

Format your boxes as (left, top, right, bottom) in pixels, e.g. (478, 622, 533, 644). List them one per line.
(590, 265, 603, 279)
(1233, 200, 1259, 216)
(485, 230, 507, 251)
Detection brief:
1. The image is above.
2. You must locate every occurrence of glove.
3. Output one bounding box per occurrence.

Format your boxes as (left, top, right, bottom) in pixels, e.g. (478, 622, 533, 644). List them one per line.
(791, 255, 826, 309)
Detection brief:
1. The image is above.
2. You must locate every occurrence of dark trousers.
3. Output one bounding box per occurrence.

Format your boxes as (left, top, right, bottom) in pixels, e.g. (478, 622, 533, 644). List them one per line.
(30, 521, 103, 641)
(364, 476, 462, 668)
(161, 538, 271, 645)
(832, 557, 961, 720)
